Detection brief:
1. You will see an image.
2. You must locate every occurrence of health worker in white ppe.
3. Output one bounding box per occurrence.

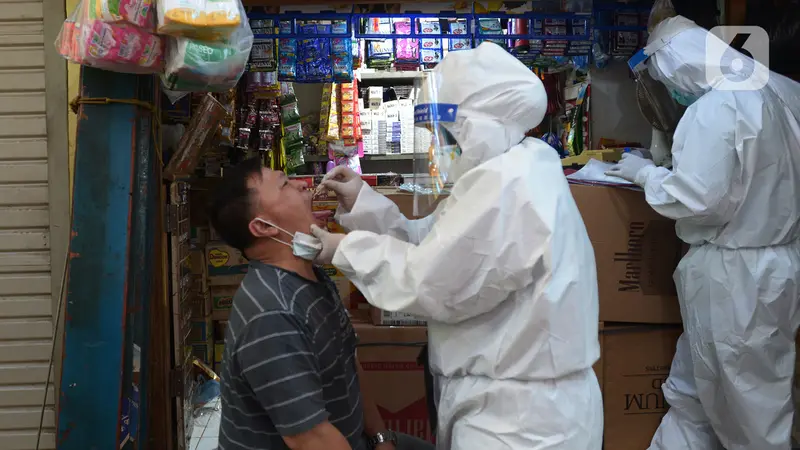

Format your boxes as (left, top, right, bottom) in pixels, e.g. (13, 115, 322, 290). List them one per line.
(310, 42, 603, 450)
(605, 9, 800, 450)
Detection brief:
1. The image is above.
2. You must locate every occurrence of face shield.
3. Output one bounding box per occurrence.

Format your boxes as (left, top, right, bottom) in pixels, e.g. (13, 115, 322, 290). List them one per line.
(411, 72, 462, 217)
(628, 47, 686, 135)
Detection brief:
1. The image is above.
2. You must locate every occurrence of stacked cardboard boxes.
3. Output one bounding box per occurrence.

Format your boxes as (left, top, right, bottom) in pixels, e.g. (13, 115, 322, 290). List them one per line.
(571, 183, 684, 450)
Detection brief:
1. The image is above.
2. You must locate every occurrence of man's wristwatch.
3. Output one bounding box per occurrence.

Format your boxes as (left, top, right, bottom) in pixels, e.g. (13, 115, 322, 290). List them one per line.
(368, 430, 398, 448)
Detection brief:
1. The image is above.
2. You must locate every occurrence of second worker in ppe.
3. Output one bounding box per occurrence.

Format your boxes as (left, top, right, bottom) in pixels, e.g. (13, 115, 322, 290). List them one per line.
(606, 12, 800, 450)
(310, 42, 603, 450)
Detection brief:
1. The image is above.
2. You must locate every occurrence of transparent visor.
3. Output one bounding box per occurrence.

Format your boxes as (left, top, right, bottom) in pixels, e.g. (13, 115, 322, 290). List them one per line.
(411, 72, 461, 217)
(628, 48, 686, 133)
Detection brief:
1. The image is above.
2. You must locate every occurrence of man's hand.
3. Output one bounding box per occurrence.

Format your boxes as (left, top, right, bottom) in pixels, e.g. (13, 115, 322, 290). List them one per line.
(374, 443, 396, 450)
(316, 166, 365, 212)
(310, 225, 346, 265)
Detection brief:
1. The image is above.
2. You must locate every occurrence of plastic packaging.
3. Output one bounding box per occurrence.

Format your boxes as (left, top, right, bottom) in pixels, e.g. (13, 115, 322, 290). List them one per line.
(86, 0, 155, 29)
(297, 24, 332, 83)
(162, 11, 253, 93)
(331, 38, 354, 82)
(56, 1, 164, 74)
(157, 0, 242, 40)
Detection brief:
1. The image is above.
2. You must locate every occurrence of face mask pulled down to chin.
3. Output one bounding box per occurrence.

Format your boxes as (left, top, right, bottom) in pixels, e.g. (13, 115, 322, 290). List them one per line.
(255, 218, 322, 261)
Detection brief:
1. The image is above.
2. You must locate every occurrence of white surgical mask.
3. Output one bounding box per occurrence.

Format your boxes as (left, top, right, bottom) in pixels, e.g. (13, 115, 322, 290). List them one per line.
(255, 218, 322, 261)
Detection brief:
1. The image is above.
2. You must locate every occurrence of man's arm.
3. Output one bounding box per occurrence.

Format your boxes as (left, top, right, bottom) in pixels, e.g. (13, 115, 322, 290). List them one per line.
(237, 313, 351, 450)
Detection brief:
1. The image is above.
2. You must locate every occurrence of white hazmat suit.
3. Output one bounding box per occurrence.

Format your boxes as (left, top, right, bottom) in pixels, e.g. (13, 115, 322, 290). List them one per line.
(609, 17, 800, 450)
(325, 43, 603, 449)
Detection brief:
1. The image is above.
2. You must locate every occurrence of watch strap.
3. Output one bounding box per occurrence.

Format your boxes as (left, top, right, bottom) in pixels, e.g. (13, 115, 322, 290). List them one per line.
(368, 430, 397, 448)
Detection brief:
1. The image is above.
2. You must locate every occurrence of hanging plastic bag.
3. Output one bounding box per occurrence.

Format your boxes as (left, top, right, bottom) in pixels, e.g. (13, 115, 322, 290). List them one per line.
(85, 0, 155, 30)
(157, 0, 242, 41)
(56, 0, 165, 74)
(162, 5, 253, 93)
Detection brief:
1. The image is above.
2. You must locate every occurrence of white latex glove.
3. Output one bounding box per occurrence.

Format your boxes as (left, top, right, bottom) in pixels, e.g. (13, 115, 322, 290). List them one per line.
(310, 225, 346, 265)
(605, 153, 655, 185)
(316, 166, 364, 212)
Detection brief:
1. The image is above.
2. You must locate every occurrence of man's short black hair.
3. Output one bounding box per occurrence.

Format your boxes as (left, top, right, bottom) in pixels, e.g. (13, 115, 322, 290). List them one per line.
(207, 157, 263, 253)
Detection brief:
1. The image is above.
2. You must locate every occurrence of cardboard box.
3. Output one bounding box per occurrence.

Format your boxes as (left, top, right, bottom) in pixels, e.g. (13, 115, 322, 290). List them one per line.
(370, 306, 427, 326)
(210, 286, 236, 320)
(570, 184, 683, 324)
(189, 315, 213, 343)
(356, 324, 433, 443)
(602, 324, 681, 450)
(206, 242, 248, 285)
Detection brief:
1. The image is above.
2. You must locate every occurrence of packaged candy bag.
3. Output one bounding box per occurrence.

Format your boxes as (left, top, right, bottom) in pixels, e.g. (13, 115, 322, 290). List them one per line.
(56, 1, 164, 74)
(157, 0, 242, 40)
(162, 9, 253, 92)
(86, 0, 155, 29)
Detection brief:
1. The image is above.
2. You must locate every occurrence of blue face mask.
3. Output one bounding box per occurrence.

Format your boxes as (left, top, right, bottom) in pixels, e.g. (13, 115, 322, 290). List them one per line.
(669, 89, 700, 107)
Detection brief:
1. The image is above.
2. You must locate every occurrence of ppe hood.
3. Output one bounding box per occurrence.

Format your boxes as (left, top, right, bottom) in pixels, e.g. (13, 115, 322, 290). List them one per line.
(429, 42, 547, 182)
(646, 16, 768, 100)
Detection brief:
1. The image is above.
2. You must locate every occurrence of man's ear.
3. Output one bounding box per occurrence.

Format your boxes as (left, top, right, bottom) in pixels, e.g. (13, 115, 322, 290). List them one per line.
(249, 219, 279, 239)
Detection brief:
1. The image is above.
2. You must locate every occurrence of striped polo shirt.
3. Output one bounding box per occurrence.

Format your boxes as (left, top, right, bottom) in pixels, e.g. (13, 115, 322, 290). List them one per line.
(218, 261, 365, 450)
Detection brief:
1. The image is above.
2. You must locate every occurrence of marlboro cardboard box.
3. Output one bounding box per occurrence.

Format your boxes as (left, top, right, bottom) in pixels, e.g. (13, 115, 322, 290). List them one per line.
(355, 324, 433, 443)
(570, 184, 683, 324)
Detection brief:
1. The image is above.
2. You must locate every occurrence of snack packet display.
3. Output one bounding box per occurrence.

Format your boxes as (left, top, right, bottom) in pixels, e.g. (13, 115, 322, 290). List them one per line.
(164, 94, 227, 180)
(86, 0, 155, 29)
(393, 19, 419, 71)
(419, 19, 443, 69)
(448, 20, 470, 51)
(157, 0, 242, 40)
(478, 18, 505, 49)
(331, 37, 354, 82)
(297, 24, 333, 83)
(56, 1, 165, 74)
(162, 15, 253, 92)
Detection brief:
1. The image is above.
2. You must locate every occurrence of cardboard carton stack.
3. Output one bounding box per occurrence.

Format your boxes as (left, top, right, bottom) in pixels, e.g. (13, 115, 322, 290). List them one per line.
(570, 183, 684, 450)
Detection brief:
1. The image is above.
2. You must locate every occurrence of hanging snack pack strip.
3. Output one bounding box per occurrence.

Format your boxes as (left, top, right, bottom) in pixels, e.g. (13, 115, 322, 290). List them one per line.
(57, 1, 165, 74)
(164, 94, 228, 180)
(326, 83, 341, 141)
(393, 19, 419, 71)
(419, 18, 443, 69)
(279, 83, 305, 172)
(278, 20, 297, 81)
(157, 0, 242, 40)
(318, 83, 333, 153)
(339, 82, 357, 145)
(332, 37, 354, 82)
(297, 24, 333, 83)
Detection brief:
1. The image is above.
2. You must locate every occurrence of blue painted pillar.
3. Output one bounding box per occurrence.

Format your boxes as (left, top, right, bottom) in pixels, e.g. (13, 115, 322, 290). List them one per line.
(58, 66, 157, 450)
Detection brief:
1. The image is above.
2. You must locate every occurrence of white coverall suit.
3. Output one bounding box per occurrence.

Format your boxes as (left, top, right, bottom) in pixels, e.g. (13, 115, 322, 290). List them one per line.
(618, 17, 800, 450)
(331, 43, 603, 449)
